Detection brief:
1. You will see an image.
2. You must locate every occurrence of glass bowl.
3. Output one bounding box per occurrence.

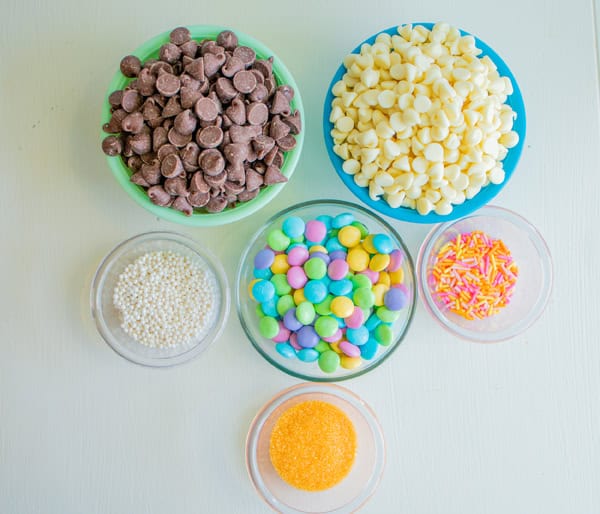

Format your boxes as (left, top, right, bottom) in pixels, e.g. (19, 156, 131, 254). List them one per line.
(246, 383, 385, 513)
(90, 231, 230, 366)
(236, 199, 416, 381)
(101, 25, 305, 226)
(416, 205, 552, 342)
(323, 23, 526, 224)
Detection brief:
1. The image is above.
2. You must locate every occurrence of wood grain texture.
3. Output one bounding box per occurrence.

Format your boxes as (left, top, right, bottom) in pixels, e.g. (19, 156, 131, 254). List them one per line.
(1, 0, 599, 512)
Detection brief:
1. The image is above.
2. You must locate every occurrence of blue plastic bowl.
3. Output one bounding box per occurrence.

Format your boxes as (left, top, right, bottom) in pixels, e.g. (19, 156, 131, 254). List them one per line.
(322, 23, 526, 224)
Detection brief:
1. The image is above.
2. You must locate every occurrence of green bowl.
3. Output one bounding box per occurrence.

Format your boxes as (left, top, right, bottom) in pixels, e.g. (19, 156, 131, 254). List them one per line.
(101, 25, 305, 226)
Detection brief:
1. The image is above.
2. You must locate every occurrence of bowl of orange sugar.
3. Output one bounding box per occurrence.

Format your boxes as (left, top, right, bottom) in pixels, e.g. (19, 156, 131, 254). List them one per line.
(245, 383, 385, 513)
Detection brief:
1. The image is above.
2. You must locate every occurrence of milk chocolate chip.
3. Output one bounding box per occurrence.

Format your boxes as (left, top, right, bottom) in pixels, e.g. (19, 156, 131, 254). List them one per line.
(120, 55, 141, 78)
(170, 27, 191, 46)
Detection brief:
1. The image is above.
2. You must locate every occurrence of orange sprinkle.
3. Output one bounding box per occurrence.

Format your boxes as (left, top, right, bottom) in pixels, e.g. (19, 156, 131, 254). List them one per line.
(269, 400, 357, 491)
(431, 230, 519, 320)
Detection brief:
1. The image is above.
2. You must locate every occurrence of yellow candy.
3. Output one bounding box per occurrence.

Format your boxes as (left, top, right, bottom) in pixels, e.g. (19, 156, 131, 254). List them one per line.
(271, 253, 291, 274)
(330, 296, 355, 318)
(362, 234, 377, 254)
(369, 253, 390, 272)
(341, 355, 362, 370)
(377, 271, 391, 287)
(329, 341, 343, 354)
(248, 278, 261, 300)
(372, 283, 389, 306)
(309, 245, 327, 254)
(347, 247, 370, 272)
(337, 226, 361, 248)
(293, 288, 307, 305)
(389, 268, 404, 284)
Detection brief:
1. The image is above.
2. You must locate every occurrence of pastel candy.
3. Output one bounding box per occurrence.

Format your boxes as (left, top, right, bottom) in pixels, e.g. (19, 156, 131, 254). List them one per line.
(373, 234, 393, 254)
(388, 249, 403, 272)
(282, 216, 305, 238)
(287, 245, 309, 265)
(287, 266, 307, 289)
(304, 280, 328, 303)
(346, 325, 369, 345)
(305, 220, 327, 242)
(252, 279, 275, 302)
(384, 287, 408, 310)
(283, 308, 303, 331)
(276, 342, 296, 359)
(259, 316, 279, 338)
(322, 328, 343, 343)
(345, 306, 365, 329)
(332, 212, 354, 228)
(272, 322, 291, 343)
(297, 348, 319, 362)
(339, 341, 361, 358)
(297, 325, 319, 348)
(360, 336, 379, 360)
(328, 259, 349, 280)
(289, 332, 301, 350)
(254, 248, 275, 270)
(318, 350, 340, 372)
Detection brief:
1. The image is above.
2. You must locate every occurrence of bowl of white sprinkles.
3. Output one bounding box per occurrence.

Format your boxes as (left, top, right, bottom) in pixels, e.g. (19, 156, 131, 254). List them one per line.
(91, 231, 230, 367)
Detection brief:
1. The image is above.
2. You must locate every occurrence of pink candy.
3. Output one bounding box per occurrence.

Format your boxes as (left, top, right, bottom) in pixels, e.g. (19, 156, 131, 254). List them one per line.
(345, 306, 364, 329)
(289, 332, 301, 350)
(322, 328, 343, 343)
(272, 322, 291, 343)
(388, 249, 403, 272)
(327, 259, 349, 280)
(305, 220, 326, 243)
(287, 266, 308, 289)
(287, 246, 309, 266)
(339, 340, 361, 358)
(360, 269, 379, 285)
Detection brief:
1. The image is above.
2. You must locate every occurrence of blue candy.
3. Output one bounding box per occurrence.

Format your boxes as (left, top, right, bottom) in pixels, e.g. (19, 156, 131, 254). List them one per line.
(297, 348, 319, 362)
(253, 268, 273, 280)
(316, 215, 333, 230)
(276, 343, 296, 359)
(360, 336, 379, 360)
(346, 325, 369, 345)
(332, 212, 354, 228)
(365, 313, 382, 331)
(325, 237, 345, 253)
(282, 216, 306, 239)
(252, 280, 275, 302)
(373, 234, 393, 254)
(261, 298, 278, 317)
(329, 279, 353, 296)
(304, 280, 328, 304)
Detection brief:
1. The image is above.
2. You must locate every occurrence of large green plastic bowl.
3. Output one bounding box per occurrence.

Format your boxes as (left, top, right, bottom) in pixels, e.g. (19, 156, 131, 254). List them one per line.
(101, 25, 305, 226)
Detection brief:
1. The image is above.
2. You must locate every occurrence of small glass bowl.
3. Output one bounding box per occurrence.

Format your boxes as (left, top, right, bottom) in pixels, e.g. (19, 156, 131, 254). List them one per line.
(236, 199, 416, 381)
(416, 205, 552, 342)
(246, 383, 385, 513)
(90, 231, 230, 366)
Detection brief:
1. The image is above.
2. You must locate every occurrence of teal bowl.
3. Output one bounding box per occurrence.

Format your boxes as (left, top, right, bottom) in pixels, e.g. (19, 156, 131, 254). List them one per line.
(102, 25, 305, 226)
(323, 23, 526, 224)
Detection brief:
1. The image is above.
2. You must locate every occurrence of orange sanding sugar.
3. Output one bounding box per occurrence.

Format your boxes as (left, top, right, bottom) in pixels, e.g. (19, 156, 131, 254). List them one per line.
(269, 400, 357, 491)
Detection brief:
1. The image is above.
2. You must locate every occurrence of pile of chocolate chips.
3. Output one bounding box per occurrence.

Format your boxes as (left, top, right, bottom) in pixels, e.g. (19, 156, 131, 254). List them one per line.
(101, 27, 302, 215)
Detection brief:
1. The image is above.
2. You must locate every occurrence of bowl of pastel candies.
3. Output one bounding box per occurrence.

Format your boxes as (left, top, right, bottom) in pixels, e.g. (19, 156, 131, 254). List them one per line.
(416, 205, 552, 342)
(236, 199, 416, 381)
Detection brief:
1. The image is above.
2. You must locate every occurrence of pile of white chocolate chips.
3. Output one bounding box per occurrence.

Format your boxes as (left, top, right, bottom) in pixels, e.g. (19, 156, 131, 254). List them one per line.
(329, 23, 519, 216)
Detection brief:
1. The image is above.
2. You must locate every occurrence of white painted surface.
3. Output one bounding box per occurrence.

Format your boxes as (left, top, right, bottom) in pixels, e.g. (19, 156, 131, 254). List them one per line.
(1, 0, 599, 513)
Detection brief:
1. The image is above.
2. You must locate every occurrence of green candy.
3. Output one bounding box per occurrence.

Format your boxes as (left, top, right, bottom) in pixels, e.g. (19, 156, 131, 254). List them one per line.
(353, 287, 375, 308)
(296, 301, 316, 325)
(259, 316, 279, 339)
(351, 274, 371, 290)
(270, 274, 291, 296)
(315, 295, 334, 315)
(277, 295, 295, 317)
(374, 324, 393, 346)
(318, 350, 340, 373)
(255, 304, 265, 318)
(315, 340, 330, 353)
(351, 220, 369, 238)
(376, 306, 400, 323)
(267, 229, 290, 252)
(315, 316, 338, 338)
(304, 257, 327, 280)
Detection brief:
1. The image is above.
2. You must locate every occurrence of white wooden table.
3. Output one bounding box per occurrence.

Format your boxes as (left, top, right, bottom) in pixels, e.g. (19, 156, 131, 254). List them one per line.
(2, 0, 599, 512)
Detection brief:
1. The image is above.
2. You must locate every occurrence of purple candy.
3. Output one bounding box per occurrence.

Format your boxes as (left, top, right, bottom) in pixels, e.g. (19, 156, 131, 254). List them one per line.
(297, 325, 319, 348)
(388, 249, 403, 272)
(384, 287, 408, 311)
(310, 251, 331, 264)
(339, 341, 361, 358)
(287, 246, 309, 266)
(254, 248, 275, 270)
(329, 250, 347, 261)
(283, 308, 303, 331)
